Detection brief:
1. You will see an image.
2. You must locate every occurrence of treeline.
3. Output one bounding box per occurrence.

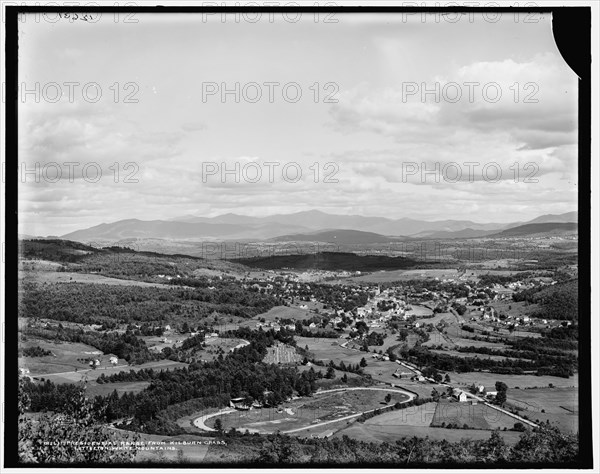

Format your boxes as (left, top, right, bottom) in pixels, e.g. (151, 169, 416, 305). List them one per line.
(477, 272, 534, 286)
(231, 252, 426, 273)
(21, 346, 52, 357)
(19, 239, 96, 263)
(309, 358, 366, 375)
(453, 345, 576, 375)
(402, 346, 574, 378)
(19, 281, 280, 325)
(545, 325, 578, 342)
(506, 336, 578, 352)
(291, 283, 369, 313)
(383, 279, 471, 298)
(455, 345, 577, 366)
(251, 426, 578, 465)
(23, 326, 157, 364)
(365, 332, 385, 346)
(513, 280, 578, 321)
(21, 379, 85, 413)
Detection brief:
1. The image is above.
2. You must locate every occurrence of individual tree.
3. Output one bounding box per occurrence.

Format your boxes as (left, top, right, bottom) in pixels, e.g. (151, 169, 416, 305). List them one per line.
(325, 367, 335, 379)
(444, 373, 451, 383)
(360, 357, 367, 367)
(495, 381, 508, 406)
(214, 418, 223, 432)
(384, 393, 392, 403)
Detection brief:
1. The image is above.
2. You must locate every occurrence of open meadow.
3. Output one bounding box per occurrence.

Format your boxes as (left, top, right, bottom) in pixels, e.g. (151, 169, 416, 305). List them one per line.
(505, 387, 578, 433)
(431, 399, 517, 430)
(334, 400, 523, 444)
(450, 372, 578, 391)
(19, 339, 112, 375)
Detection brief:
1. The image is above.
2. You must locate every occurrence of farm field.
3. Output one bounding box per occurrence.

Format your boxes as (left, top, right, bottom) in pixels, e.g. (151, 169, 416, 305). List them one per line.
(334, 419, 522, 444)
(412, 310, 452, 325)
(21, 268, 180, 289)
(449, 372, 579, 391)
(86, 381, 150, 397)
(422, 328, 455, 348)
(296, 337, 362, 364)
(431, 399, 517, 430)
(491, 300, 541, 319)
(143, 335, 184, 353)
(359, 363, 447, 398)
(344, 269, 461, 284)
(405, 305, 435, 319)
(445, 337, 508, 350)
(430, 349, 523, 362)
(254, 305, 315, 322)
(32, 359, 189, 384)
(505, 387, 578, 433)
(263, 343, 302, 364)
(19, 339, 125, 375)
(180, 337, 252, 361)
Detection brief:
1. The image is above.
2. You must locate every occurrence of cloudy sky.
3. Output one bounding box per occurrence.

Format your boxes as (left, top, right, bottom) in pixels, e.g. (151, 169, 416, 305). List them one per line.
(18, 11, 578, 236)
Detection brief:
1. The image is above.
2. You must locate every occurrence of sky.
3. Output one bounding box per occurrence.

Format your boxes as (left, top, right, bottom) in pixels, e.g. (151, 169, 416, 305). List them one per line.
(17, 11, 578, 236)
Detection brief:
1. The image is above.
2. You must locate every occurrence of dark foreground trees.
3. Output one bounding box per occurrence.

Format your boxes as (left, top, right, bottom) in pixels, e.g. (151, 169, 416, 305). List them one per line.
(253, 425, 579, 465)
(18, 377, 138, 465)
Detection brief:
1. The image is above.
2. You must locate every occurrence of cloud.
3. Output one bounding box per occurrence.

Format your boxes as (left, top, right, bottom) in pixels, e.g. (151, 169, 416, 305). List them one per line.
(181, 122, 206, 132)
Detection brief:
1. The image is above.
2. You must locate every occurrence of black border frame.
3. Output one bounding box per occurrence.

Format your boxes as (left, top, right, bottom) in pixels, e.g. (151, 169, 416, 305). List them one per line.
(3, 4, 592, 469)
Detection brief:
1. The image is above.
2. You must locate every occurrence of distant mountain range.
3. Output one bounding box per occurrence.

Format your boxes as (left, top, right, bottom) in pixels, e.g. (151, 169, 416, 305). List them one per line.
(57, 210, 578, 243)
(268, 229, 405, 245)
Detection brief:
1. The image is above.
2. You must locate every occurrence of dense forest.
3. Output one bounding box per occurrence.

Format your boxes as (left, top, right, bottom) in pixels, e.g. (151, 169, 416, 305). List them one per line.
(512, 280, 578, 321)
(232, 252, 438, 272)
(244, 426, 579, 465)
(400, 344, 574, 378)
(19, 281, 280, 325)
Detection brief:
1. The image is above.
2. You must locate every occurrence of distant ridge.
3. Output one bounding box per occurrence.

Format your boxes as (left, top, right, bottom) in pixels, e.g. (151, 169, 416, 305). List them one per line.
(59, 210, 578, 242)
(490, 222, 578, 237)
(268, 229, 404, 245)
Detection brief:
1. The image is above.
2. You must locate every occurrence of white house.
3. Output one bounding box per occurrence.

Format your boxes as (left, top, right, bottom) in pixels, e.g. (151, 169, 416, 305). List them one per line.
(452, 389, 468, 402)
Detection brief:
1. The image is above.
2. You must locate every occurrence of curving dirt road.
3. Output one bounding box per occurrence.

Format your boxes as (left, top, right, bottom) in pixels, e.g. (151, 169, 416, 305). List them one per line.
(192, 386, 415, 434)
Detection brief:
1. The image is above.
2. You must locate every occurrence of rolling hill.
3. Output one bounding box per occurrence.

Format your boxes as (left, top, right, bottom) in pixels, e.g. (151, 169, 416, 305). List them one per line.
(490, 222, 578, 237)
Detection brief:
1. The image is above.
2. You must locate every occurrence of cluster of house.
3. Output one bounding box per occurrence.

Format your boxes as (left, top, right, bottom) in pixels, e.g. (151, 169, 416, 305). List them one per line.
(468, 305, 553, 329)
(255, 320, 297, 332)
(355, 287, 407, 327)
(229, 390, 274, 410)
(88, 354, 119, 368)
